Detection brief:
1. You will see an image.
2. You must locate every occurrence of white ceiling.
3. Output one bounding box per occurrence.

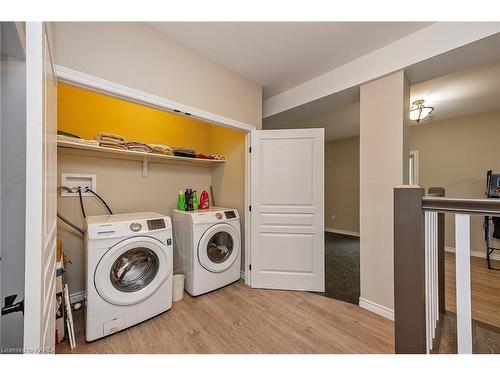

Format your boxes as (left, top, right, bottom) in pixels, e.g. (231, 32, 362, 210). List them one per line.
(264, 32, 500, 142)
(263, 86, 361, 141)
(410, 61, 500, 123)
(148, 22, 432, 99)
(264, 59, 500, 142)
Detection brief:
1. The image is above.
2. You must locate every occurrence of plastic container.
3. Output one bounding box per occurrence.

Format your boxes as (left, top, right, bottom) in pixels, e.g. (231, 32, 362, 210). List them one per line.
(193, 190, 199, 210)
(199, 190, 209, 209)
(176, 190, 185, 211)
(172, 274, 185, 302)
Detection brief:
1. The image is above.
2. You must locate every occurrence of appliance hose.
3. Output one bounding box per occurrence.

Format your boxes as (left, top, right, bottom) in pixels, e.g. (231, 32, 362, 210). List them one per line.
(77, 187, 86, 218)
(57, 212, 84, 236)
(85, 187, 113, 214)
(56, 186, 84, 236)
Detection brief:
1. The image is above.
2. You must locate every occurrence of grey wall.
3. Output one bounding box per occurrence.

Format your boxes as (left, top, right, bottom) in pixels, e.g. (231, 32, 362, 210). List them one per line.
(0, 22, 26, 352)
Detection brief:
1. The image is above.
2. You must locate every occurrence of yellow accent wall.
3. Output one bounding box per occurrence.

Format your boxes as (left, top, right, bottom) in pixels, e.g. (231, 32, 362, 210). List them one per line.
(57, 83, 213, 154)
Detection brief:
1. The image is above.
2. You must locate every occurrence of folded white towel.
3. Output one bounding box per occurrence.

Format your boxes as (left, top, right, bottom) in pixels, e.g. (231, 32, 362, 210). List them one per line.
(57, 134, 100, 146)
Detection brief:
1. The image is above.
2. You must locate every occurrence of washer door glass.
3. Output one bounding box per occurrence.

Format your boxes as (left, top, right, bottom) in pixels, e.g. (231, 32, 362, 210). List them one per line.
(95, 237, 171, 306)
(206, 232, 234, 264)
(198, 223, 240, 273)
(110, 247, 159, 293)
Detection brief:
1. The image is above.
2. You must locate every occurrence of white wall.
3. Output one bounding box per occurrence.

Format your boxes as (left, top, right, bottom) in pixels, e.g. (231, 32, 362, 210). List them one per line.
(52, 22, 262, 128)
(410, 110, 500, 254)
(360, 70, 409, 313)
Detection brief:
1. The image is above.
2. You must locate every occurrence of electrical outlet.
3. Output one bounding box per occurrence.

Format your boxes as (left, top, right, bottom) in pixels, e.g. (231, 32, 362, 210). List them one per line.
(61, 173, 96, 197)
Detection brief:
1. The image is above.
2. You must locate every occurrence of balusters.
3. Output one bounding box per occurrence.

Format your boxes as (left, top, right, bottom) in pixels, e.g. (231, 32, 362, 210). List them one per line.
(425, 211, 439, 353)
(455, 214, 473, 354)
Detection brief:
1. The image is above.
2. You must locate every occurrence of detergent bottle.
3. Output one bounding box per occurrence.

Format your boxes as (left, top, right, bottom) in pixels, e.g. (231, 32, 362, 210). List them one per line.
(193, 190, 199, 210)
(176, 190, 185, 211)
(199, 190, 209, 209)
(185, 189, 194, 211)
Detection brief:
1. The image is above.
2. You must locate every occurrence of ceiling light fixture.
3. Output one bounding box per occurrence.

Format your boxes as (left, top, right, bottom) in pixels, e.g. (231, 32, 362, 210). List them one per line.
(410, 99, 434, 123)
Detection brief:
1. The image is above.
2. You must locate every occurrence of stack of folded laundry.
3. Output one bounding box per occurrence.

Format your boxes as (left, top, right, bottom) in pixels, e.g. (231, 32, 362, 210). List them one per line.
(171, 147, 196, 158)
(96, 132, 127, 150)
(57, 132, 100, 146)
(90, 132, 225, 160)
(195, 153, 215, 160)
(125, 141, 151, 153)
(148, 144, 174, 156)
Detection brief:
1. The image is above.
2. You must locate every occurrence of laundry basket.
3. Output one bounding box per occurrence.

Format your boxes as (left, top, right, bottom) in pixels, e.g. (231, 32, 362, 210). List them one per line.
(172, 274, 185, 302)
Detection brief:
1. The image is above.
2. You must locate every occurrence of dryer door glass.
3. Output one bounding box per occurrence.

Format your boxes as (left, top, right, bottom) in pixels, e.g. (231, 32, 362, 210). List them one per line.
(110, 247, 159, 292)
(206, 231, 234, 264)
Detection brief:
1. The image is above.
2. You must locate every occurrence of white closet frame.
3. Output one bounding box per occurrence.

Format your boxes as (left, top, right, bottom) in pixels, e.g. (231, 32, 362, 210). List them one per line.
(55, 65, 256, 285)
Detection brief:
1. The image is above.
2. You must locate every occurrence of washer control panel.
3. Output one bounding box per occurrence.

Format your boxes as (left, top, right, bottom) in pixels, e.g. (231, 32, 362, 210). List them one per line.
(87, 214, 171, 240)
(147, 218, 166, 230)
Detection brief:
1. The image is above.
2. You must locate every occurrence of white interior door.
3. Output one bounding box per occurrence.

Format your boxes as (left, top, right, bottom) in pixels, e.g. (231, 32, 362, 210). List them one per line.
(24, 22, 57, 354)
(250, 128, 324, 292)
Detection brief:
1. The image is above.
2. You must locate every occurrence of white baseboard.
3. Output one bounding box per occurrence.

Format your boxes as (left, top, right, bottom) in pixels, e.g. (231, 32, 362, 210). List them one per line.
(325, 227, 360, 237)
(359, 297, 394, 321)
(445, 246, 500, 261)
(69, 290, 85, 304)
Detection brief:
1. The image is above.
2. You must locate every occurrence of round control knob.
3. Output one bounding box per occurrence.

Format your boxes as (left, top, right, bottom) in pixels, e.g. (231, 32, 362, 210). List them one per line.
(130, 222, 142, 232)
(215, 213, 223, 220)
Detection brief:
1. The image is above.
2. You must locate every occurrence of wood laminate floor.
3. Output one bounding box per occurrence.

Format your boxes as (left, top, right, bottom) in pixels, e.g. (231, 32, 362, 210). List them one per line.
(444, 252, 500, 329)
(57, 281, 394, 354)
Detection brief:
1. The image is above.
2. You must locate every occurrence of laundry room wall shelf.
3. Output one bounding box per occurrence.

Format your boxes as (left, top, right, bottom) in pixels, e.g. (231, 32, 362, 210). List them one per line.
(57, 140, 225, 178)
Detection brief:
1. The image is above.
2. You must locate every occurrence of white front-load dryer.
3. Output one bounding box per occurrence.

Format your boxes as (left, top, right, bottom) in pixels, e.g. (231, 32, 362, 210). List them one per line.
(85, 212, 173, 342)
(173, 208, 241, 296)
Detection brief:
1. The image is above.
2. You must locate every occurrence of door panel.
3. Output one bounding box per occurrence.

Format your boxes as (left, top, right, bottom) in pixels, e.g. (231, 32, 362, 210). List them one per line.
(24, 22, 57, 354)
(250, 129, 324, 292)
(260, 137, 314, 205)
(0, 22, 27, 352)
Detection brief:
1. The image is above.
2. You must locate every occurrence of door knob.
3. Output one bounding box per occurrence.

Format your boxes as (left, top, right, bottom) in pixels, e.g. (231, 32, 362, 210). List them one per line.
(1, 294, 24, 315)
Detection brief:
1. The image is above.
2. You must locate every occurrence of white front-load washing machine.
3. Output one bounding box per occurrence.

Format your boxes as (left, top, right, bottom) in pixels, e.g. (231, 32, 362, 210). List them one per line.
(173, 208, 241, 296)
(85, 212, 173, 342)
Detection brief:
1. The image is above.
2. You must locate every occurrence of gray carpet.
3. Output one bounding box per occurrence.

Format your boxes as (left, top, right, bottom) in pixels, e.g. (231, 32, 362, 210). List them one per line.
(324, 232, 360, 305)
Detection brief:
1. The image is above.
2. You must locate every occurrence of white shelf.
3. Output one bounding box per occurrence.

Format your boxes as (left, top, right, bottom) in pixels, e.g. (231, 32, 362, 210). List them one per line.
(57, 140, 224, 177)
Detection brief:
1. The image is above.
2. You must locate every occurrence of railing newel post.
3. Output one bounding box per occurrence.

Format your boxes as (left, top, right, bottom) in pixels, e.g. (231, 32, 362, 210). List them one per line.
(394, 185, 426, 354)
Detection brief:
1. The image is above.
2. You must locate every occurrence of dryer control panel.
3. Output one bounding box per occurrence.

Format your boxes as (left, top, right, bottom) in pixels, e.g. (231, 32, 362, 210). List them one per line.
(190, 209, 239, 224)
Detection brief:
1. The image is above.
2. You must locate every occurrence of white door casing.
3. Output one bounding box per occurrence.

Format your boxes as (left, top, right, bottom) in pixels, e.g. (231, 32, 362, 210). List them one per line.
(250, 128, 325, 292)
(24, 22, 57, 354)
